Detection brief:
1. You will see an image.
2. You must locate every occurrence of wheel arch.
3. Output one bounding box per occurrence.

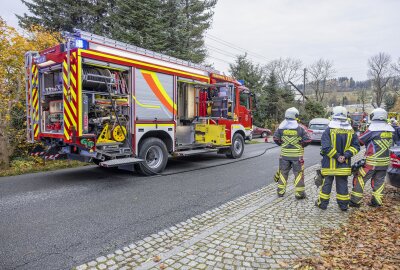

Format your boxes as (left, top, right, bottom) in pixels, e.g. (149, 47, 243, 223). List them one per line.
(234, 129, 246, 140)
(137, 130, 173, 153)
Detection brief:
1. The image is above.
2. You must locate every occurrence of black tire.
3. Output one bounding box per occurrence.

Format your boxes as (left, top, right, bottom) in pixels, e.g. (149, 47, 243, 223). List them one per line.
(92, 159, 101, 166)
(226, 133, 245, 159)
(261, 131, 268, 138)
(136, 138, 168, 176)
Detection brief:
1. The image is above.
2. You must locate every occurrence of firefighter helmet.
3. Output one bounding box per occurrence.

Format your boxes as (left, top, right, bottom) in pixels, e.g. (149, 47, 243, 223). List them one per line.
(285, 107, 299, 120)
(331, 106, 347, 120)
(370, 108, 388, 121)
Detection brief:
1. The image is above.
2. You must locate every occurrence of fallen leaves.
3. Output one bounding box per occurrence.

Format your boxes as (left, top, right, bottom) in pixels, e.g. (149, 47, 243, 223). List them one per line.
(153, 255, 161, 262)
(296, 186, 400, 270)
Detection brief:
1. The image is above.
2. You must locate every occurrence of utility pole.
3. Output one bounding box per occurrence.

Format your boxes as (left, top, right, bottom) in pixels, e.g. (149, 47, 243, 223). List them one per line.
(303, 68, 307, 102)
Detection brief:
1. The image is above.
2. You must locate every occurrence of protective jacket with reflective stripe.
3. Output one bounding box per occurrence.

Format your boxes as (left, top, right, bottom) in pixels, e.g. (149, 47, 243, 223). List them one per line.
(273, 125, 311, 160)
(359, 130, 394, 170)
(321, 127, 360, 176)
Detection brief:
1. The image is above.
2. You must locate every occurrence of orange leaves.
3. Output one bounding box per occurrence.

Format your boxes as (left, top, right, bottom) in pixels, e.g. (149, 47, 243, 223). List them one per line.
(0, 17, 59, 165)
(297, 186, 400, 269)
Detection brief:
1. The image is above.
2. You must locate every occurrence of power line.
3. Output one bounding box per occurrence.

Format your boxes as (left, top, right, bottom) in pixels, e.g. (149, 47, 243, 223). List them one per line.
(206, 34, 270, 62)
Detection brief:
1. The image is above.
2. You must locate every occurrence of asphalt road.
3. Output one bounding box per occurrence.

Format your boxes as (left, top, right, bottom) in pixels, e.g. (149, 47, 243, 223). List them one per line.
(0, 143, 321, 270)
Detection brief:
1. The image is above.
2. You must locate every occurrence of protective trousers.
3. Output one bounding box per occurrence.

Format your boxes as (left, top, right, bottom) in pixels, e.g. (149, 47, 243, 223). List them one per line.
(317, 176, 349, 209)
(350, 166, 386, 206)
(277, 158, 305, 198)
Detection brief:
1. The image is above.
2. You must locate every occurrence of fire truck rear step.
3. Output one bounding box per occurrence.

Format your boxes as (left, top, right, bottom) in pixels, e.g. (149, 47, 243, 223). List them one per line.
(173, 148, 218, 157)
(100, 158, 143, 167)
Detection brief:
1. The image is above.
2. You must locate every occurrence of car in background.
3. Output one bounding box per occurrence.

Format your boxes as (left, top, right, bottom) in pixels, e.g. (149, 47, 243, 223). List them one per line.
(252, 125, 272, 138)
(308, 118, 330, 143)
(387, 146, 400, 188)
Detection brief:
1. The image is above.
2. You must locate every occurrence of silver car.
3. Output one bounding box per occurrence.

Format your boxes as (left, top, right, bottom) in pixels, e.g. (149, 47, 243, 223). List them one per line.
(308, 118, 330, 142)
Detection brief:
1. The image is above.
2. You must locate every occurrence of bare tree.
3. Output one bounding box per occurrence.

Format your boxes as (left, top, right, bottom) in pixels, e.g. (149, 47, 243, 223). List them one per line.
(368, 52, 392, 107)
(307, 59, 335, 102)
(265, 57, 303, 88)
(392, 57, 400, 75)
(357, 87, 369, 112)
(391, 58, 400, 95)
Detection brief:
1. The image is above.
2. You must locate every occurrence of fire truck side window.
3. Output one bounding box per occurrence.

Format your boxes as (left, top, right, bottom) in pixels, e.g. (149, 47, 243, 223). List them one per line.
(240, 92, 250, 109)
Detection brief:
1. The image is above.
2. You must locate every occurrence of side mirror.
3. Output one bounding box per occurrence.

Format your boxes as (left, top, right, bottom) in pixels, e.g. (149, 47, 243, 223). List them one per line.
(251, 93, 258, 110)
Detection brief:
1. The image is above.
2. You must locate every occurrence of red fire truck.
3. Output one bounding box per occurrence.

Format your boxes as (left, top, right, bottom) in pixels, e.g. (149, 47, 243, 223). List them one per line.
(25, 30, 254, 175)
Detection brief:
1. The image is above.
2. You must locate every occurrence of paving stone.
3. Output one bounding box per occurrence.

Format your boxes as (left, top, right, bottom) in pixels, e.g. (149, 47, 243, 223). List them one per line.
(75, 152, 365, 270)
(75, 265, 87, 270)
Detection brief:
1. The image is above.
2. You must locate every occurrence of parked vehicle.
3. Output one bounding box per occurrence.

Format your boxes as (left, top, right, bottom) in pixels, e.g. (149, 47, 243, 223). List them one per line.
(25, 30, 254, 175)
(252, 125, 271, 138)
(387, 146, 400, 188)
(349, 112, 368, 132)
(308, 118, 330, 142)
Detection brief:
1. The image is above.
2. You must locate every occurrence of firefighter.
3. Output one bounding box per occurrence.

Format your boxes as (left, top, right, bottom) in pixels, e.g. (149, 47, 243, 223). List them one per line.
(273, 107, 311, 199)
(316, 106, 360, 211)
(350, 108, 394, 207)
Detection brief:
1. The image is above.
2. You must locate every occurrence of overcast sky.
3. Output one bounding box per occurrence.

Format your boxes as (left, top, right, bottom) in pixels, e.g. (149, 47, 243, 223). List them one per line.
(1, 0, 399, 81)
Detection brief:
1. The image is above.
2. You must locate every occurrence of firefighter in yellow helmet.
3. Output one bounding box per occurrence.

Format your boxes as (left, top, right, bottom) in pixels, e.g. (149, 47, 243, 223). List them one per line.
(350, 108, 394, 207)
(316, 106, 360, 211)
(273, 107, 311, 199)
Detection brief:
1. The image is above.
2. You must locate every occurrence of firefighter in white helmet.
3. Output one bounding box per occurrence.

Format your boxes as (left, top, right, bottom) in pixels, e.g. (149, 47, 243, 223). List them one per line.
(273, 107, 311, 199)
(316, 106, 360, 211)
(350, 108, 394, 207)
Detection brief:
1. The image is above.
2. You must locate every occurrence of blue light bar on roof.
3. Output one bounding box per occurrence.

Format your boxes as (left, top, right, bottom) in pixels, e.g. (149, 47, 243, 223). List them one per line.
(74, 39, 89, 49)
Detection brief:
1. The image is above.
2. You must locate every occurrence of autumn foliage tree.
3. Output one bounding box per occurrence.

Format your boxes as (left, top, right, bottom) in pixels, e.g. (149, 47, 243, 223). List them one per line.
(0, 17, 59, 167)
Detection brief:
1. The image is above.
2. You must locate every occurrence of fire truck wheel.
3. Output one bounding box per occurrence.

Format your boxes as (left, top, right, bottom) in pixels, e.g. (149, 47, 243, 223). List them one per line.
(226, 133, 244, 159)
(136, 138, 168, 175)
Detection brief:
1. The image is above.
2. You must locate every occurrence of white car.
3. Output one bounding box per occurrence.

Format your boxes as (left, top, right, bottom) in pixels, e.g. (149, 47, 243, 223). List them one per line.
(308, 118, 330, 142)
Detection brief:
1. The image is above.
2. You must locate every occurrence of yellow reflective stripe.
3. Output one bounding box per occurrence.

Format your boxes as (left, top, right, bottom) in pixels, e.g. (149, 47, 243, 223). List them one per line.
(336, 194, 350, 200)
(132, 95, 161, 109)
(278, 189, 286, 194)
(278, 184, 286, 189)
(372, 183, 385, 204)
(358, 175, 365, 190)
(359, 167, 366, 177)
(279, 173, 287, 185)
(295, 187, 305, 191)
(351, 191, 363, 198)
(327, 148, 337, 158)
(347, 146, 358, 155)
(83, 49, 210, 81)
(294, 172, 303, 186)
(321, 168, 351, 175)
(319, 192, 330, 200)
(140, 70, 177, 111)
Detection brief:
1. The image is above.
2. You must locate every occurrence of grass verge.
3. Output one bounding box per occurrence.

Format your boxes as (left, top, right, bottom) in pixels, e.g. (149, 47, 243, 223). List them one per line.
(0, 157, 86, 177)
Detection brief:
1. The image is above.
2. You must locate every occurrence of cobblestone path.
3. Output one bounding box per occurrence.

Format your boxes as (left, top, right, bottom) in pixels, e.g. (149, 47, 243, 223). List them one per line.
(75, 153, 364, 270)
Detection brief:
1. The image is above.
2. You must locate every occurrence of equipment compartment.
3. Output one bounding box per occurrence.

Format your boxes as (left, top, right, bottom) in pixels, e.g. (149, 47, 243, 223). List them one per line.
(81, 63, 131, 158)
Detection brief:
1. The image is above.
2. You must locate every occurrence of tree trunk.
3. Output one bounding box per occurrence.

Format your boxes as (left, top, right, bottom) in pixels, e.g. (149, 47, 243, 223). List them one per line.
(0, 124, 10, 168)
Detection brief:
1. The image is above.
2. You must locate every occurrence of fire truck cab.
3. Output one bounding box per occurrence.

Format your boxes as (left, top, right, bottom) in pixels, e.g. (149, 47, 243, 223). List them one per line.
(25, 30, 253, 175)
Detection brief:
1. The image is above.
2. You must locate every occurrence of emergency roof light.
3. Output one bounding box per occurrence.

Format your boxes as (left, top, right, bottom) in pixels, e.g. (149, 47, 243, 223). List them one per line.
(73, 38, 89, 49)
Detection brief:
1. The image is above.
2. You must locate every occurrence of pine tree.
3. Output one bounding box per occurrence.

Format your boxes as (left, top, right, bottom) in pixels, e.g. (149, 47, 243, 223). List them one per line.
(18, 0, 217, 63)
(229, 54, 266, 126)
(178, 0, 217, 63)
(265, 72, 280, 123)
(229, 54, 265, 94)
(110, 0, 167, 52)
(18, 0, 115, 34)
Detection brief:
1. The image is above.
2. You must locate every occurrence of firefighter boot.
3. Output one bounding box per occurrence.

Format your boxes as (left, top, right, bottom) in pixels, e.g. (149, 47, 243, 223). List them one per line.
(315, 176, 334, 210)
